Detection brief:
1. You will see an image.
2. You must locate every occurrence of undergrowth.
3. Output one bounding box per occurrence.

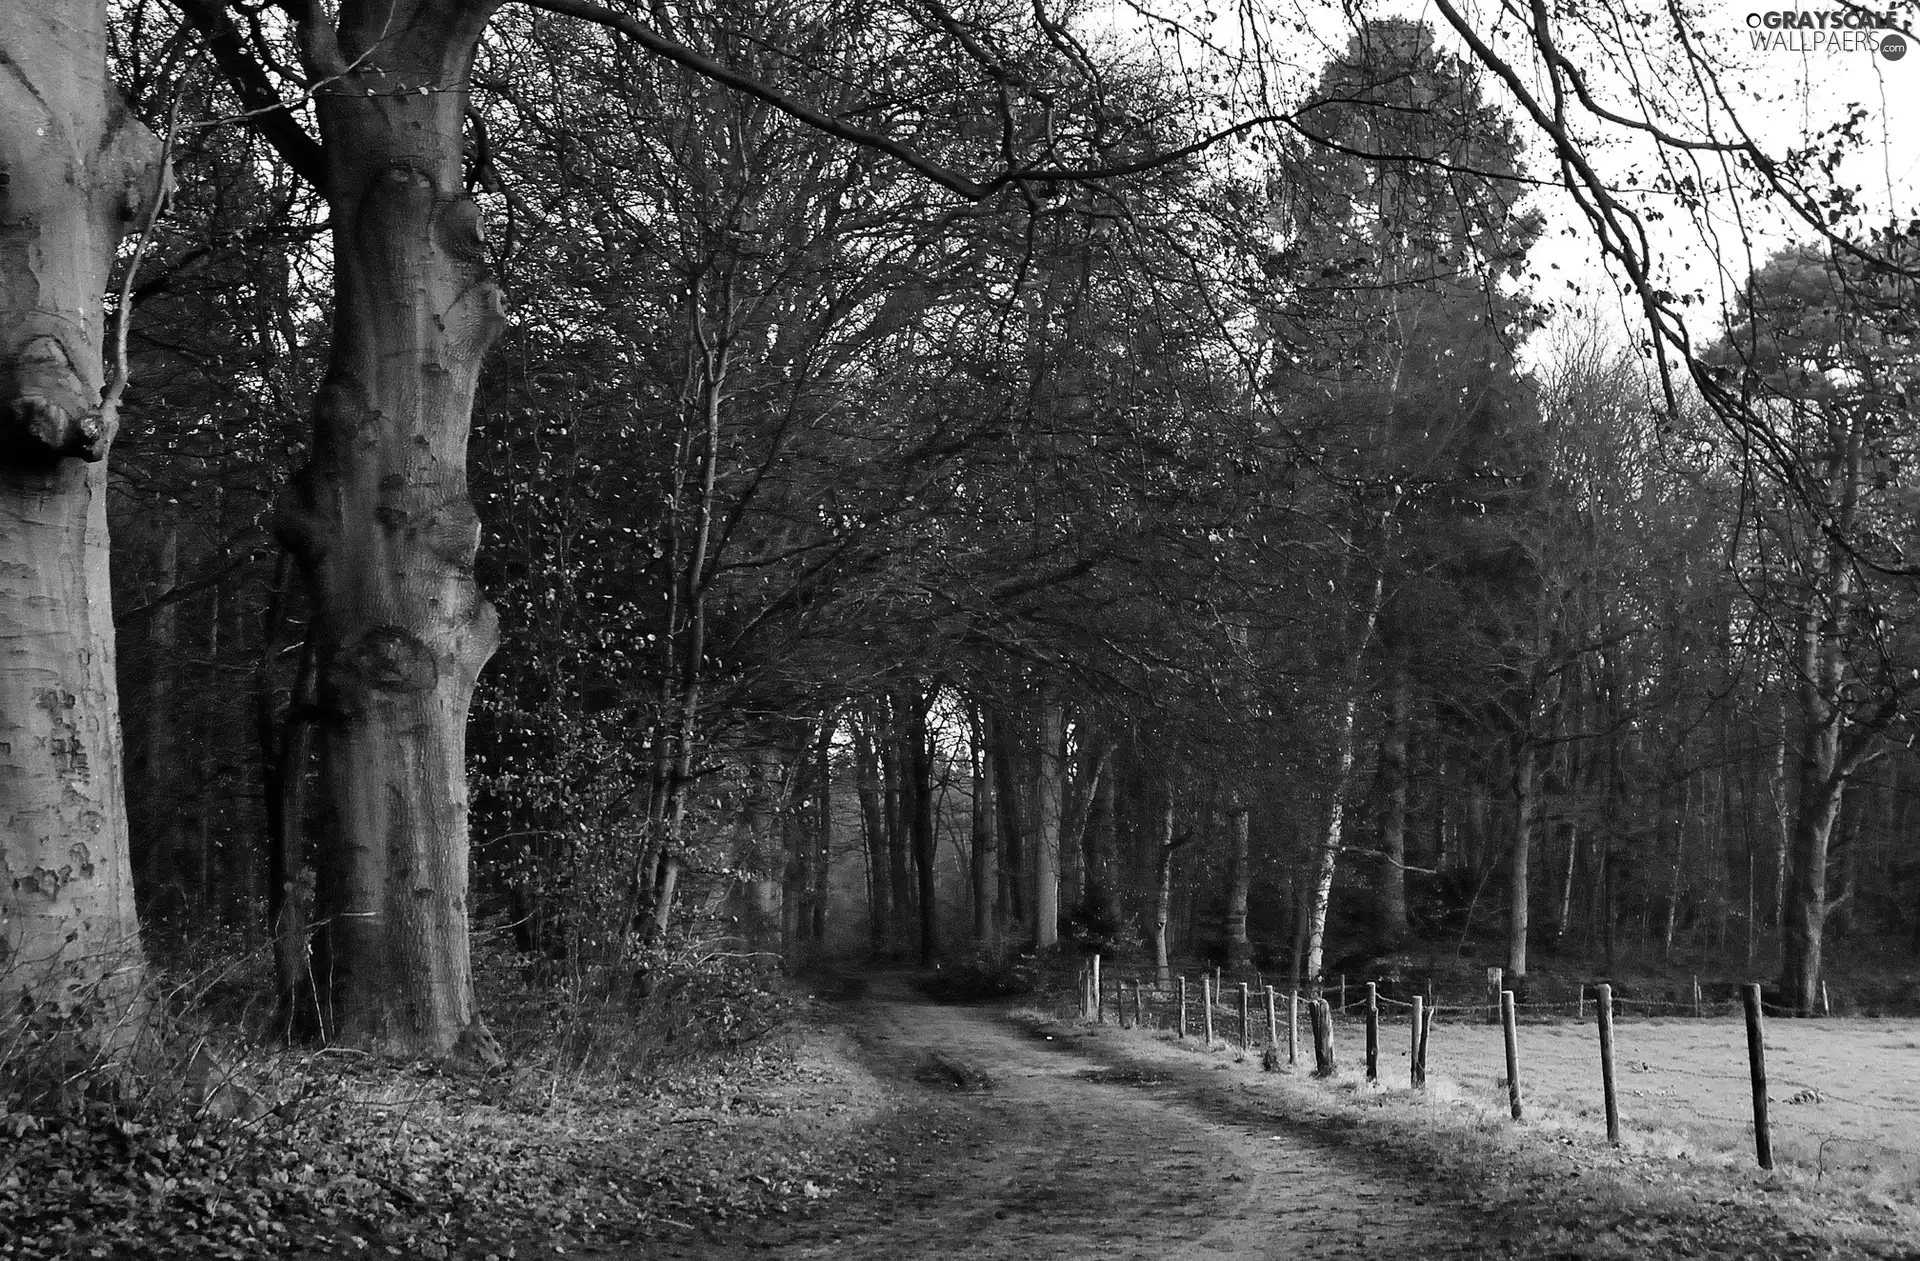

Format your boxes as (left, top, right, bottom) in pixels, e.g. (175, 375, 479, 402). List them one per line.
(0, 927, 805, 1260)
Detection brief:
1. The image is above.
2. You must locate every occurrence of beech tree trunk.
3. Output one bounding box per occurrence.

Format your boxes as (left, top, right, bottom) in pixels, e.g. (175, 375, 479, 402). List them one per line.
(1223, 807, 1251, 971)
(0, 2, 160, 1032)
(272, 3, 506, 1059)
(1153, 797, 1177, 983)
(1032, 696, 1065, 950)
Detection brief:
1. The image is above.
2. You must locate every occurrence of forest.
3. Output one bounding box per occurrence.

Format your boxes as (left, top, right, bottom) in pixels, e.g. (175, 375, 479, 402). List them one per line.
(4, 0, 1919, 1077)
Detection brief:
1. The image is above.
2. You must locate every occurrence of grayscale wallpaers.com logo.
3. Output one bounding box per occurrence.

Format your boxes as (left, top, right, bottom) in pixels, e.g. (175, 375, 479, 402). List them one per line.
(1746, 9, 1909, 59)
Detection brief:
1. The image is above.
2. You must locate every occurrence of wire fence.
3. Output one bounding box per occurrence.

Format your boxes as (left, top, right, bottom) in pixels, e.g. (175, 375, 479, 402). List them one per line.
(1055, 959, 1920, 1181)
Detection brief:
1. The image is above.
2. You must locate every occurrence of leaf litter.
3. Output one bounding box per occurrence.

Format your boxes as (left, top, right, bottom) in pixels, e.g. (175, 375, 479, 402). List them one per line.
(0, 1011, 890, 1260)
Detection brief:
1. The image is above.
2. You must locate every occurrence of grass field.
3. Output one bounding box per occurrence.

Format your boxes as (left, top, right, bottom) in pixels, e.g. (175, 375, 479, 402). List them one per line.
(1257, 1002, 1920, 1195)
(1073, 975, 1920, 1194)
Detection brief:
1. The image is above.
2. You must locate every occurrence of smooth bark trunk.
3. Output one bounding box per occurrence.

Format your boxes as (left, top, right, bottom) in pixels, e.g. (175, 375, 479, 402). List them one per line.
(277, 3, 506, 1059)
(1224, 807, 1251, 971)
(1153, 798, 1177, 983)
(1508, 735, 1535, 979)
(1032, 697, 1065, 950)
(0, 2, 159, 1032)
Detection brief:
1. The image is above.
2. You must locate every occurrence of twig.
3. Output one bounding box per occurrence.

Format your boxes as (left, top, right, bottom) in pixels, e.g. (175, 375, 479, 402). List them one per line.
(100, 91, 183, 432)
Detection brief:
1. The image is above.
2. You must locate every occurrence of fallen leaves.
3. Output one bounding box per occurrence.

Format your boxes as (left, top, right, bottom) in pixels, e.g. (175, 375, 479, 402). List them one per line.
(0, 1014, 877, 1260)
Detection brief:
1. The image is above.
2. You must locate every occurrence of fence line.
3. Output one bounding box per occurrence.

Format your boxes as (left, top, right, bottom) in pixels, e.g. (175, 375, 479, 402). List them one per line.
(1066, 958, 1920, 1176)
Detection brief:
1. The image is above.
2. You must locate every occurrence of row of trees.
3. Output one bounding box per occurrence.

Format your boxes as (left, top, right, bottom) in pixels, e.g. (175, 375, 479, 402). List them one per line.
(2, 0, 1915, 1065)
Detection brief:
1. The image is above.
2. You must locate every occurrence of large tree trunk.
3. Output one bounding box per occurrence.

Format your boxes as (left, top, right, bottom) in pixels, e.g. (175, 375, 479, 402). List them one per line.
(1031, 696, 1065, 950)
(275, 3, 505, 1060)
(0, 2, 160, 1033)
(1376, 668, 1410, 943)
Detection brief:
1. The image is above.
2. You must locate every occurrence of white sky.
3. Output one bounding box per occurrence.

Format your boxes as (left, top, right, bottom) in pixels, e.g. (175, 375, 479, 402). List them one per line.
(1097, 0, 1920, 359)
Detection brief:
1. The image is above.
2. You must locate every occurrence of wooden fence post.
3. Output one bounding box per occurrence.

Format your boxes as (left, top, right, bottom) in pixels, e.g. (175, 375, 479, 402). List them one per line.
(1133, 979, 1144, 1028)
(1416, 1001, 1433, 1085)
(1288, 991, 1298, 1066)
(1692, 974, 1701, 1018)
(1596, 983, 1619, 1146)
(1339, 973, 1347, 1011)
(1117, 975, 1128, 1029)
(1265, 986, 1279, 1052)
(1239, 983, 1252, 1051)
(1486, 967, 1503, 1023)
(1203, 975, 1215, 1045)
(1093, 954, 1103, 1024)
(1178, 976, 1189, 1039)
(1310, 999, 1336, 1077)
(1744, 983, 1773, 1170)
(1410, 995, 1425, 1088)
(1500, 990, 1523, 1121)
(1364, 982, 1379, 1082)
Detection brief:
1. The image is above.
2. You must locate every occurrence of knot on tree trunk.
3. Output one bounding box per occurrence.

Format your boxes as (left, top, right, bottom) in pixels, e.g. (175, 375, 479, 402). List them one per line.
(324, 625, 440, 717)
(0, 337, 108, 466)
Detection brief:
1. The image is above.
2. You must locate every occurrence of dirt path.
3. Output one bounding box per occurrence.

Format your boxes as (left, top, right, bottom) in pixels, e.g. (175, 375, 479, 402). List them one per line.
(627, 979, 1481, 1260)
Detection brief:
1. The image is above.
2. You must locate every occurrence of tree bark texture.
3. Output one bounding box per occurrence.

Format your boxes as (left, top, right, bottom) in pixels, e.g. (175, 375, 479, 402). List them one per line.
(1508, 734, 1535, 979)
(1223, 807, 1251, 971)
(1031, 696, 1065, 950)
(0, 2, 160, 1030)
(274, 2, 506, 1059)
(1153, 797, 1177, 983)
